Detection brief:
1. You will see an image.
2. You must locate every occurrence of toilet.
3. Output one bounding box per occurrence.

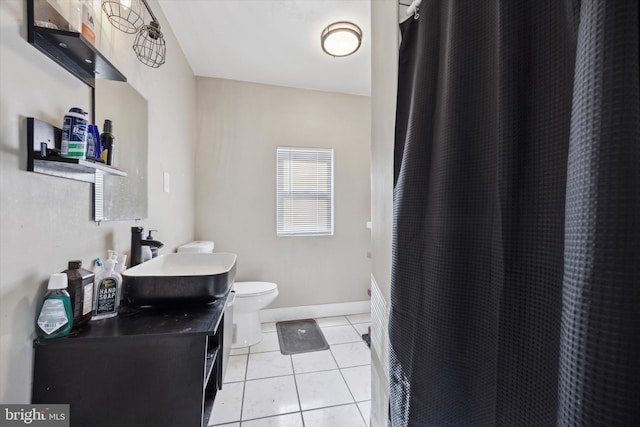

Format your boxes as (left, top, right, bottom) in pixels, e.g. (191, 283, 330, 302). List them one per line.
(177, 241, 278, 348)
(232, 281, 279, 348)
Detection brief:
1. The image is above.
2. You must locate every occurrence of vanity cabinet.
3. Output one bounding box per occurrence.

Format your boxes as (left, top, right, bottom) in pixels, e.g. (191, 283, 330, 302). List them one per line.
(31, 293, 229, 427)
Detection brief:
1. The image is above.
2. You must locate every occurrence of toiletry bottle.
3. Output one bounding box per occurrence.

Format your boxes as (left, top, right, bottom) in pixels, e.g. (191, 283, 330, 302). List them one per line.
(61, 107, 88, 159)
(141, 246, 152, 263)
(92, 258, 122, 320)
(146, 230, 159, 258)
(62, 260, 94, 329)
(36, 273, 73, 339)
(86, 124, 101, 160)
(93, 258, 103, 275)
(100, 119, 115, 166)
(81, 0, 96, 46)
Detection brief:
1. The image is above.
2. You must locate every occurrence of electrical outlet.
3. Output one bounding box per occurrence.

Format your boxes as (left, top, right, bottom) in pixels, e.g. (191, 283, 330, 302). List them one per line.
(163, 172, 170, 193)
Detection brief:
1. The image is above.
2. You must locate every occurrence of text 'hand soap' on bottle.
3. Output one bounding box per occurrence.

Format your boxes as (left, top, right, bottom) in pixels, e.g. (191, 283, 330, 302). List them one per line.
(92, 258, 122, 320)
(36, 273, 73, 339)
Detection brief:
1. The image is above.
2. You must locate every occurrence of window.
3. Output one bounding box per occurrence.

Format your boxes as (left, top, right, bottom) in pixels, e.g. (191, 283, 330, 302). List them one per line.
(276, 147, 334, 236)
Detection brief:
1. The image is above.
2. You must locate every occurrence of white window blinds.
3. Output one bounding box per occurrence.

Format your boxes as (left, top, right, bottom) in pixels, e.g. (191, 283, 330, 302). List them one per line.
(276, 147, 334, 236)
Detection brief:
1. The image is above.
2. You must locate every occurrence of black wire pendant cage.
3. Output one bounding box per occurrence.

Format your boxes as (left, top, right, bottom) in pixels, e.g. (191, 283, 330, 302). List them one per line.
(102, 0, 166, 68)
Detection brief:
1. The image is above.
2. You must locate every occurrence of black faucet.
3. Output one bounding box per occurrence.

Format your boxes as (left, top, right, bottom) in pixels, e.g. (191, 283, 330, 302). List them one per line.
(130, 226, 164, 267)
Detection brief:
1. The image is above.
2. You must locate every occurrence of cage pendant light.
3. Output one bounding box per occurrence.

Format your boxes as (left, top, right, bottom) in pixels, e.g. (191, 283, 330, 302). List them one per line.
(102, 0, 145, 34)
(133, 20, 166, 68)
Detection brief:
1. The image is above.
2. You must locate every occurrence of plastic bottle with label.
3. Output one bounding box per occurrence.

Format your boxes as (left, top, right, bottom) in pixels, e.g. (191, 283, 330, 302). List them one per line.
(100, 119, 115, 166)
(62, 260, 94, 329)
(92, 258, 122, 320)
(61, 107, 88, 159)
(36, 274, 74, 339)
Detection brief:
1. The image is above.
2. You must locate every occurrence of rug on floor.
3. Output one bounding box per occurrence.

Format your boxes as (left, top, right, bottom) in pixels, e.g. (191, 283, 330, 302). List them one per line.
(276, 318, 329, 355)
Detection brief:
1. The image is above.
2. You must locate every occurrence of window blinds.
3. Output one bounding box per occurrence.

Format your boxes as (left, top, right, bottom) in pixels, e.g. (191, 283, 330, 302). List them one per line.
(276, 147, 334, 236)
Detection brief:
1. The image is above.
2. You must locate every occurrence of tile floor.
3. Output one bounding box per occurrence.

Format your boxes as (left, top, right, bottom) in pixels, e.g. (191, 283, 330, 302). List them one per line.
(209, 313, 372, 427)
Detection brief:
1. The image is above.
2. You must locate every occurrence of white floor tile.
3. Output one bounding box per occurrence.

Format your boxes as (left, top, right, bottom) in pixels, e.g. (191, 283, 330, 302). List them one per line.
(331, 342, 371, 368)
(347, 313, 371, 324)
(210, 382, 243, 425)
(315, 316, 350, 327)
(341, 365, 371, 402)
(261, 322, 277, 332)
(211, 423, 240, 427)
(224, 354, 248, 383)
(321, 325, 363, 345)
(291, 349, 338, 374)
(241, 412, 304, 427)
(295, 370, 354, 411)
(357, 401, 371, 427)
(353, 322, 371, 336)
(250, 331, 281, 353)
(242, 376, 300, 420)
(230, 347, 249, 355)
(246, 351, 293, 380)
(303, 404, 366, 427)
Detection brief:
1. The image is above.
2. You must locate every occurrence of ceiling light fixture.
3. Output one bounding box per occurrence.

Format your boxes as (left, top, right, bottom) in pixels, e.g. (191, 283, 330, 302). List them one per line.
(133, 20, 166, 68)
(102, 0, 144, 34)
(321, 21, 362, 58)
(101, 0, 166, 68)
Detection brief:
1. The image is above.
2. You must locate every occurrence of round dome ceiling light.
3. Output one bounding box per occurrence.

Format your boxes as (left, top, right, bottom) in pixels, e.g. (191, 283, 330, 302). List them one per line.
(321, 21, 362, 58)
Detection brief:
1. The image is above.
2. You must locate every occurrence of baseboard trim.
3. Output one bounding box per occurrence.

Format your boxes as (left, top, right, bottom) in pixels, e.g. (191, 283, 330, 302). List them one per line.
(259, 300, 371, 323)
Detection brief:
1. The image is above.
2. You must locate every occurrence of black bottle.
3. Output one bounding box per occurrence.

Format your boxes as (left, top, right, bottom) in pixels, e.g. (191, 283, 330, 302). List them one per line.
(100, 119, 115, 166)
(62, 260, 94, 329)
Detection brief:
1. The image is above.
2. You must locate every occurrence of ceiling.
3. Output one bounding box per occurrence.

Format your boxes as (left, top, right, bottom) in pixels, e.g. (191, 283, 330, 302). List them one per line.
(157, 0, 372, 96)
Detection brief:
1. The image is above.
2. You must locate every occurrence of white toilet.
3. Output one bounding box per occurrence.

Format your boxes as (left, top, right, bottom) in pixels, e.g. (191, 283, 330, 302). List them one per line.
(176, 241, 278, 348)
(232, 281, 279, 348)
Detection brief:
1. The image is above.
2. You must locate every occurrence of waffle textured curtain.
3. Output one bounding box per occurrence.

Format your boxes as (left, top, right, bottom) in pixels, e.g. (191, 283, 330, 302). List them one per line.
(390, 1, 639, 425)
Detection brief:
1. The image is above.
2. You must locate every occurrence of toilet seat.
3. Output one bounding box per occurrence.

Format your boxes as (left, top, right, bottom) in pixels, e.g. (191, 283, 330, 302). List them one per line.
(234, 281, 278, 297)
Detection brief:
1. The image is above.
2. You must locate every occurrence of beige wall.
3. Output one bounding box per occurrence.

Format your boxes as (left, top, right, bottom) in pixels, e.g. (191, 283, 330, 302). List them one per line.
(0, 0, 197, 402)
(370, 1, 398, 425)
(194, 77, 371, 309)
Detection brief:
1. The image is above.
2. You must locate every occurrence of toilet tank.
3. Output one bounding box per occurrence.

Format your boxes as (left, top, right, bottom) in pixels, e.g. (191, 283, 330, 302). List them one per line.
(177, 241, 214, 254)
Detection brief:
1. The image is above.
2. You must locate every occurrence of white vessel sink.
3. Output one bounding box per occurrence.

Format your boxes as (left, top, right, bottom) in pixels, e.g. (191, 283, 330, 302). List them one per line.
(122, 253, 237, 305)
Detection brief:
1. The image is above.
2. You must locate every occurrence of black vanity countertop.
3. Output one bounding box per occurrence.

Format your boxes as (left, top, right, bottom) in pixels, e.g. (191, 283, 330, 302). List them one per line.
(34, 290, 230, 346)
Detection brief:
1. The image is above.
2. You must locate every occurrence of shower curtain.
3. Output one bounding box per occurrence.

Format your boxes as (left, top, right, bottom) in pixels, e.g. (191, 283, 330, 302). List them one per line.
(390, 1, 639, 426)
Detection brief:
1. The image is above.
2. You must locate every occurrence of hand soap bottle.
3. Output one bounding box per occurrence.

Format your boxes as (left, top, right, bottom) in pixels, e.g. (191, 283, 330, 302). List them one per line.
(92, 258, 122, 320)
(36, 273, 73, 339)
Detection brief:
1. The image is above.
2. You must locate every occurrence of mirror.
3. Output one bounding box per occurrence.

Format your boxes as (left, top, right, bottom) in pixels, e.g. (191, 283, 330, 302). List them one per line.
(94, 80, 148, 221)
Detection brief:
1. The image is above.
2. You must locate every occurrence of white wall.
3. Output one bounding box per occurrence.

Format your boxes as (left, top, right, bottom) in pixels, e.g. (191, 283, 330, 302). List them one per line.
(0, 0, 197, 402)
(370, 1, 398, 425)
(194, 77, 371, 309)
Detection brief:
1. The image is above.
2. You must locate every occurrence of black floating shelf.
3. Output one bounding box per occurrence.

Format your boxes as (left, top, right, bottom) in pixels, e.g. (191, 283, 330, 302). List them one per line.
(27, 117, 126, 184)
(27, 0, 126, 88)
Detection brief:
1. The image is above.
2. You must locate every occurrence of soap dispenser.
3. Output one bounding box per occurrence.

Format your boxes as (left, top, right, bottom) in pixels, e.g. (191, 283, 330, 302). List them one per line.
(146, 230, 159, 258)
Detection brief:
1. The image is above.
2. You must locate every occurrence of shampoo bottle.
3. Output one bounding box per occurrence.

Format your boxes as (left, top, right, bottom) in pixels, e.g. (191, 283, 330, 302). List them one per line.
(92, 258, 122, 320)
(36, 273, 73, 339)
(62, 260, 94, 329)
(100, 119, 115, 166)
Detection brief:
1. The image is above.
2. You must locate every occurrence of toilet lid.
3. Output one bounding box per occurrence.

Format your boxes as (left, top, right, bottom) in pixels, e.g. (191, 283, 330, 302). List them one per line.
(234, 281, 278, 296)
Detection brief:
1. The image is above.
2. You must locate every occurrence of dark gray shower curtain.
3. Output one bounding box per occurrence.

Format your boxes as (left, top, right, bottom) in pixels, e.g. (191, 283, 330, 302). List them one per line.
(390, 1, 639, 426)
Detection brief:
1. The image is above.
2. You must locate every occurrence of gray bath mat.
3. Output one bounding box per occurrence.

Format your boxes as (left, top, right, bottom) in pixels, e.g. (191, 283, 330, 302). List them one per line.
(276, 319, 329, 355)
